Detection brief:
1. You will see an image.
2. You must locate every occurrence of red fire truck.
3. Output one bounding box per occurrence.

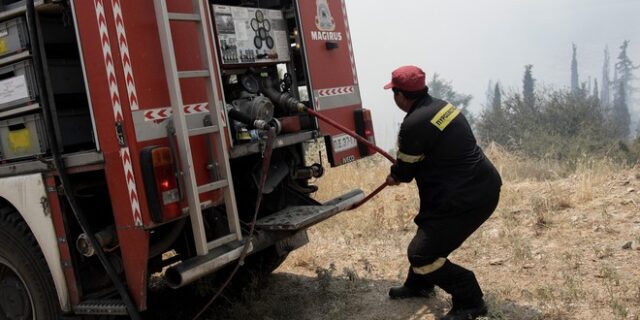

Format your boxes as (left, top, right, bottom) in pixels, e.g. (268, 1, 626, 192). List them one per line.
(0, 0, 376, 318)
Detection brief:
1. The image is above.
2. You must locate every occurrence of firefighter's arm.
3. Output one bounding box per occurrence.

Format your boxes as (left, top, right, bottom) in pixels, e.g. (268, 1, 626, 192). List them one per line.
(389, 159, 421, 183)
(390, 118, 436, 183)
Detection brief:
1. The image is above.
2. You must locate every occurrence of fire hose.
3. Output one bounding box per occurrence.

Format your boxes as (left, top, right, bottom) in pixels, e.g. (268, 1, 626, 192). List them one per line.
(193, 93, 395, 319)
(261, 82, 398, 207)
(301, 106, 397, 209)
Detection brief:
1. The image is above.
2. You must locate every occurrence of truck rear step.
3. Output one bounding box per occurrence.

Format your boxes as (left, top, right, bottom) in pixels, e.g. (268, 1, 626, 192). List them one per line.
(256, 189, 364, 231)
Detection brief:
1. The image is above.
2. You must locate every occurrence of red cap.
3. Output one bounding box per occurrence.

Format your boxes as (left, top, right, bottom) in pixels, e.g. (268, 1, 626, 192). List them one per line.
(383, 65, 426, 91)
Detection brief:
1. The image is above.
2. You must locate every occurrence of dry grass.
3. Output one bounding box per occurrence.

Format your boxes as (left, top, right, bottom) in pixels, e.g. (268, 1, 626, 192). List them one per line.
(184, 143, 640, 320)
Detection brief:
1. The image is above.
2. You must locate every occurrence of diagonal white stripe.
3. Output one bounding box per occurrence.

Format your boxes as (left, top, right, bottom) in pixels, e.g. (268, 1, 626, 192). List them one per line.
(94, 0, 143, 226)
(110, 0, 139, 111)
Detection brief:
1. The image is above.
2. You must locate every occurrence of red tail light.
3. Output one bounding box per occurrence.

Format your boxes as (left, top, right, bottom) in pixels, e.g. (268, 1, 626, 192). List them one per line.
(141, 146, 181, 223)
(354, 108, 376, 156)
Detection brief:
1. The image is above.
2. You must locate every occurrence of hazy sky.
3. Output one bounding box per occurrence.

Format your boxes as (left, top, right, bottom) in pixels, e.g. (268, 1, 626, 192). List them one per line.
(345, 0, 640, 150)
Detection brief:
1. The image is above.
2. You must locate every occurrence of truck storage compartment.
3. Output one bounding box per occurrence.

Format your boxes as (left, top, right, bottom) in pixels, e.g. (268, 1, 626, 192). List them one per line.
(0, 5, 97, 170)
(59, 113, 94, 149)
(0, 59, 38, 111)
(0, 17, 29, 57)
(0, 113, 46, 160)
(48, 59, 85, 94)
(55, 103, 94, 150)
(0, 58, 86, 112)
(40, 14, 80, 60)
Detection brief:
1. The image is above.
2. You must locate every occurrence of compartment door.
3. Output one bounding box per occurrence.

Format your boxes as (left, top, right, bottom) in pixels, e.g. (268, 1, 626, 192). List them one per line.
(297, 0, 368, 167)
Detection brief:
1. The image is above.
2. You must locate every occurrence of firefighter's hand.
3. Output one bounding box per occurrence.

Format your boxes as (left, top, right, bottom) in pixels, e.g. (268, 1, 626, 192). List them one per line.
(386, 174, 400, 186)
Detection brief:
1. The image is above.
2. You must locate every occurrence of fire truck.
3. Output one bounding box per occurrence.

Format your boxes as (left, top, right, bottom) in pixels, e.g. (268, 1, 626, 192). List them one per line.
(0, 0, 377, 318)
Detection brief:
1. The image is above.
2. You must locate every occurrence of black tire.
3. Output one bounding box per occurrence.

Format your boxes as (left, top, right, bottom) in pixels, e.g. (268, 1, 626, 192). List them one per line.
(0, 205, 60, 320)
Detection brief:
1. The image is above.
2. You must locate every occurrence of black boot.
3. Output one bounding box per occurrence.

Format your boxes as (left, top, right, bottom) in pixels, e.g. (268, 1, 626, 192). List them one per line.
(389, 267, 435, 299)
(427, 261, 487, 320)
(439, 300, 487, 320)
(388, 284, 435, 299)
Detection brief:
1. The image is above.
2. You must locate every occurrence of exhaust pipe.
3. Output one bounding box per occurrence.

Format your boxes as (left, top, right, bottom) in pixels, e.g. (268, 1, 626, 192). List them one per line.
(164, 243, 250, 288)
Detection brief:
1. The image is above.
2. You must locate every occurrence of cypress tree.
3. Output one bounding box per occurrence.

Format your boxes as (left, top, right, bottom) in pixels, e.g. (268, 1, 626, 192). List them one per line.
(523, 65, 535, 110)
(615, 40, 637, 108)
(601, 46, 611, 107)
(613, 40, 637, 137)
(478, 82, 508, 146)
(612, 84, 630, 139)
(492, 83, 502, 112)
(485, 80, 494, 110)
(571, 43, 580, 93)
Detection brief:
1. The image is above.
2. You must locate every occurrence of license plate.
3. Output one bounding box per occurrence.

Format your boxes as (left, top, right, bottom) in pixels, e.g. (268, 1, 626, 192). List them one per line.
(331, 134, 357, 153)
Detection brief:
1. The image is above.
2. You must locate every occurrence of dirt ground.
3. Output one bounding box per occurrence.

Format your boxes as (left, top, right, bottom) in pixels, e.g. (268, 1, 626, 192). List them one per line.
(147, 148, 640, 320)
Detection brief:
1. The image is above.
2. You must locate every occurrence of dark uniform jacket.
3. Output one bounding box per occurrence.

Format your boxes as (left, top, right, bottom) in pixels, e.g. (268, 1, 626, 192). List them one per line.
(390, 93, 502, 227)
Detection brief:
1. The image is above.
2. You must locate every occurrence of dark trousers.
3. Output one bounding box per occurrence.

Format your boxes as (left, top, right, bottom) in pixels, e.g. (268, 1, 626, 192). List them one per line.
(404, 195, 499, 308)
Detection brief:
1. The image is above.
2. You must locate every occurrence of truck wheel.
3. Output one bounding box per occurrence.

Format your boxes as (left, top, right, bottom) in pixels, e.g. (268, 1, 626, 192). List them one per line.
(0, 206, 60, 320)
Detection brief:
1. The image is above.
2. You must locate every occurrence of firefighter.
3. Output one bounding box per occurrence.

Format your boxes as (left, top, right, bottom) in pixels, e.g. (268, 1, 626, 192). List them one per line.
(383, 65, 502, 320)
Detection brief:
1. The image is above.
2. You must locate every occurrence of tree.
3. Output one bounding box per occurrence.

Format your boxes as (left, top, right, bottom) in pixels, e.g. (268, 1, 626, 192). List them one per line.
(477, 84, 618, 160)
(492, 82, 502, 112)
(571, 43, 580, 93)
(477, 82, 510, 146)
(484, 80, 494, 110)
(593, 79, 599, 101)
(615, 41, 637, 101)
(523, 65, 535, 110)
(601, 46, 611, 107)
(612, 84, 630, 139)
(613, 40, 637, 137)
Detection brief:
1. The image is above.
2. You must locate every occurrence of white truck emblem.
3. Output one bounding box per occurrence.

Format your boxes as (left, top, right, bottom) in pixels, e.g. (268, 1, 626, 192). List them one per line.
(315, 0, 335, 31)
